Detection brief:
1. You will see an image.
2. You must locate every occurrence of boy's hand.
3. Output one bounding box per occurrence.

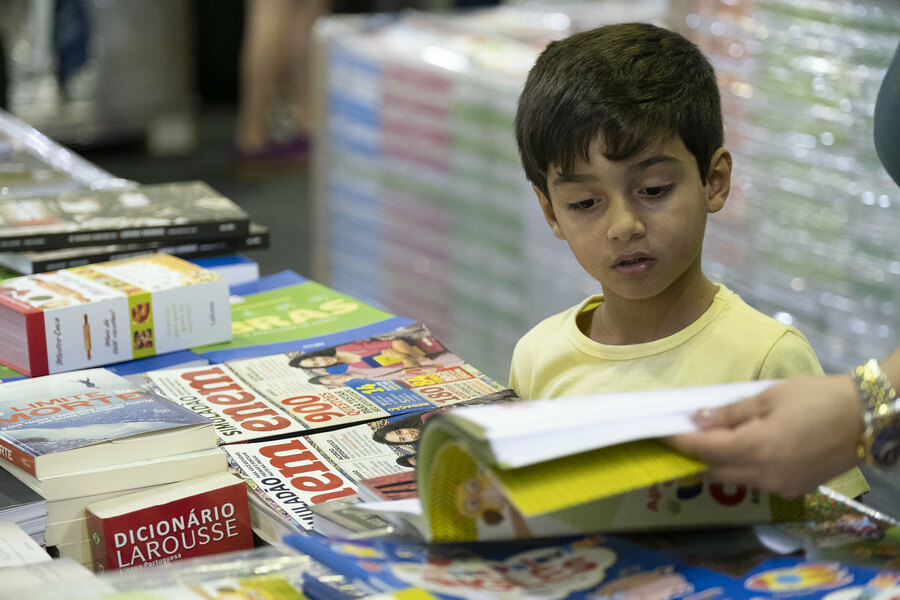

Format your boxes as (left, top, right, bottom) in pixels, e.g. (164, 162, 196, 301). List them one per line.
(665, 375, 862, 497)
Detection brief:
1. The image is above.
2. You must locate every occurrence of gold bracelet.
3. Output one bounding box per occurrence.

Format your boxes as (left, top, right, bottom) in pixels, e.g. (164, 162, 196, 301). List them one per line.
(852, 359, 899, 466)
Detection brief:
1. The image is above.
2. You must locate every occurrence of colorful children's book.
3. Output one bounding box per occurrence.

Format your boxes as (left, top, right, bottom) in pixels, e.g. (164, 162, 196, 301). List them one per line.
(85, 471, 254, 572)
(0, 368, 215, 478)
(285, 533, 742, 600)
(0, 253, 232, 376)
(221, 322, 506, 434)
(0, 181, 250, 251)
(395, 381, 808, 542)
(0, 223, 270, 274)
(285, 532, 900, 600)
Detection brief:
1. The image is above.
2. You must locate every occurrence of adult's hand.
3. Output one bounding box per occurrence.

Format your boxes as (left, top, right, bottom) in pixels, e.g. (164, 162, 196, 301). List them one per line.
(666, 374, 862, 497)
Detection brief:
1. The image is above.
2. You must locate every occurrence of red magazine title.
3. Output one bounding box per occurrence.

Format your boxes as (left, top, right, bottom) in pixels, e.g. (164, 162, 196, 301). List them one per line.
(86, 478, 253, 572)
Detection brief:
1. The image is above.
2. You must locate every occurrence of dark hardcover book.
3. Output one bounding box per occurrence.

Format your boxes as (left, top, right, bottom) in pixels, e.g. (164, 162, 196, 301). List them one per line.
(0, 223, 269, 274)
(0, 181, 250, 251)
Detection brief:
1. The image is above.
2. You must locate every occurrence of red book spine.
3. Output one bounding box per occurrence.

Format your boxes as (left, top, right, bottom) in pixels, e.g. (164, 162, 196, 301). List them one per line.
(87, 481, 253, 572)
(0, 438, 39, 476)
(0, 294, 47, 376)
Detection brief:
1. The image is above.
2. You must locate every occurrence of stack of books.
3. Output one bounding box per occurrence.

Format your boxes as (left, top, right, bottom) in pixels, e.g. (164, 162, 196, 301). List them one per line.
(0, 252, 233, 377)
(0, 181, 270, 275)
(0, 368, 226, 568)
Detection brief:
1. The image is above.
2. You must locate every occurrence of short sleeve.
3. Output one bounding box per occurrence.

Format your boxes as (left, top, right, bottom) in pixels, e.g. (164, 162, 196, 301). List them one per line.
(758, 330, 824, 379)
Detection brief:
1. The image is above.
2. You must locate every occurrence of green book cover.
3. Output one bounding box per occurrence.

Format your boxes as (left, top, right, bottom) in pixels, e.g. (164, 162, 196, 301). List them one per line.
(192, 280, 395, 353)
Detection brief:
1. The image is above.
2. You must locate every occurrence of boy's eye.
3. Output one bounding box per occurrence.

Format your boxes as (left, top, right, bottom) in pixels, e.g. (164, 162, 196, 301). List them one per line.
(641, 184, 674, 197)
(567, 198, 597, 211)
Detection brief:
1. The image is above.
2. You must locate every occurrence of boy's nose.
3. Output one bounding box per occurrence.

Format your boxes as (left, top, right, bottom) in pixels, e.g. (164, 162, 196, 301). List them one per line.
(606, 199, 646, 241)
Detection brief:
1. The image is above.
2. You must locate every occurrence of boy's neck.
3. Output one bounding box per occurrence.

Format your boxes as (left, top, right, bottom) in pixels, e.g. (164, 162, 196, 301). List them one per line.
(587, 275, 719, 345)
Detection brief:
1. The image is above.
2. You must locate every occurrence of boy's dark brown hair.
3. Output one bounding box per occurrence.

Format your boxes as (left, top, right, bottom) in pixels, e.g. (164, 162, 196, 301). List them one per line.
(515, 22, 723, 197)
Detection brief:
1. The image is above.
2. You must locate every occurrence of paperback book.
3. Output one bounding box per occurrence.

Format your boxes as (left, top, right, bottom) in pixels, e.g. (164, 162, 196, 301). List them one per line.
(86, 471, 254, 572)
(0, 367, 215, 478)
(8, 447, 227, 502)
(0, 253, 232, 375)
(372, 381, 808, 542)
(0, 222, 270, 274)
(222, 322, 506, 434)
(0, 181, 250, 251)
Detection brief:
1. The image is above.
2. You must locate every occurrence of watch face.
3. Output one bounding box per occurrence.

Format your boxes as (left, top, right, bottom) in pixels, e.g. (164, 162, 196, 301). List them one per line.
(871, 422, 900, 467)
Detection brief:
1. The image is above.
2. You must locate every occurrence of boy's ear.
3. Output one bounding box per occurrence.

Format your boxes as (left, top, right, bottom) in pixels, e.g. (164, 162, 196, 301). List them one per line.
(705, 147, 732, 214)
(534, 184, 566, 240)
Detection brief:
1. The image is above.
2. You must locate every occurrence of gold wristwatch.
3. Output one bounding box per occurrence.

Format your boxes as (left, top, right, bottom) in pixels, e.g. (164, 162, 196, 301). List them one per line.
(852, 359, 900, 468)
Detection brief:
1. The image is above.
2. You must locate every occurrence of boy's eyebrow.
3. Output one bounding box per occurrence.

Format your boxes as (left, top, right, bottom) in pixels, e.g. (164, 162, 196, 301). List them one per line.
(629, 154, 681, 172)
(550, 154, 681, 187)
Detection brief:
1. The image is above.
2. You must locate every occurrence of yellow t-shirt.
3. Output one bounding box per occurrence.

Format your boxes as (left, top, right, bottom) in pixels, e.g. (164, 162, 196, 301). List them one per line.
(509, 284, 868, 498)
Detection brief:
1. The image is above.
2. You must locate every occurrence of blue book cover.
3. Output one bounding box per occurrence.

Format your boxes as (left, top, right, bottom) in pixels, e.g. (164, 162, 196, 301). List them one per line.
(0, 367, 213, 477)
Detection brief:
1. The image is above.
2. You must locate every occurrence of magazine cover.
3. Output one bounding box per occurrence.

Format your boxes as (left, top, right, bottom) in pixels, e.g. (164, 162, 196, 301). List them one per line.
(0, 368, 213, 477)
(225, 436, 358, 533)
(306, 389, 518, 497)
(144, 363, 307, 443)
(223, 323, 506, 434)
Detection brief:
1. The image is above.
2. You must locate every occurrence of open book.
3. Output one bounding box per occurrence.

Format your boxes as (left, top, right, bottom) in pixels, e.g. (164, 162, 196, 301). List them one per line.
(359, 381, 807, 542)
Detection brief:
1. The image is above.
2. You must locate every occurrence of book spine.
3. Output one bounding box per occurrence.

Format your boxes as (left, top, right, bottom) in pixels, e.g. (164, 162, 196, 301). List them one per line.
(0, 437, 39, 476)
(0, 219, 251, 251)
(86, 508, 110, 572)
(28, 230, 270, 273)
(25, 308, 48, 376)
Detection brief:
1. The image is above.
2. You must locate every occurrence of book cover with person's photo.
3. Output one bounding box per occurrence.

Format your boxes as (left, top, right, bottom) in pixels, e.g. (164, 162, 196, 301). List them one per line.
(0, 181, 250, 251)
(0, 223, 271, 275)
(0, 253, 232, 376)
(142, 363, 308, 444)
(220, 322, 507, 435)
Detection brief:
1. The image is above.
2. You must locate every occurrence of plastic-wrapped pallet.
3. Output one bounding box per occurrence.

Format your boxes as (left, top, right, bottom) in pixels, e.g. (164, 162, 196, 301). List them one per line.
(685, 0, 900, 371)
(311, 4, 668, 381)
(0, 107, 129, 198)
(311, 1, 899, 381)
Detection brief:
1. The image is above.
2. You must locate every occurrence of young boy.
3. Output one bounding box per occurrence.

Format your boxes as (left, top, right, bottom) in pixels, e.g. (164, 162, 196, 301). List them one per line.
(511, 23, 867, 498)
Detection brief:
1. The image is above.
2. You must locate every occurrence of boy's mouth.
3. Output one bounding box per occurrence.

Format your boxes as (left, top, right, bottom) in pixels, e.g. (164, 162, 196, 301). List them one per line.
(613, 253, 655, 274)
